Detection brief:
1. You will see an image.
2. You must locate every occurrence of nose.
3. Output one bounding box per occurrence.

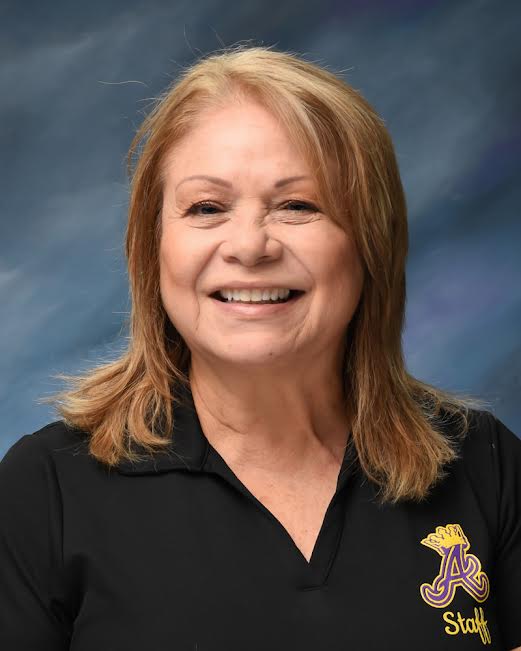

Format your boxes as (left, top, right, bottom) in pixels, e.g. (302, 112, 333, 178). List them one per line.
(219, 209, 283, 266)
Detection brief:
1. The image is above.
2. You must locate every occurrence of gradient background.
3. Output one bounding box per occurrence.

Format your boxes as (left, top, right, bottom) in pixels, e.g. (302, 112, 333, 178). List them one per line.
(1, 0, 520, 457)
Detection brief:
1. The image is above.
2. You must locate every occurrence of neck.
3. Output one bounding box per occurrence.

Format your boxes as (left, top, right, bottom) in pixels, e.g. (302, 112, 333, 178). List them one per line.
(188, 357, 351, 474)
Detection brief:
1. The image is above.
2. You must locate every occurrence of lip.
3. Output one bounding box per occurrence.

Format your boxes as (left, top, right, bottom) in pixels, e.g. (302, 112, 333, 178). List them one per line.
(210, 291, 306, 317)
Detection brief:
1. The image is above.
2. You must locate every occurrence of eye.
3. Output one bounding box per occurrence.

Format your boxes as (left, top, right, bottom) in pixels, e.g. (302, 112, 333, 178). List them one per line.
(184, 199, 318, 217)
(281, 200, 317, 213)
(185, 201, 222, 216)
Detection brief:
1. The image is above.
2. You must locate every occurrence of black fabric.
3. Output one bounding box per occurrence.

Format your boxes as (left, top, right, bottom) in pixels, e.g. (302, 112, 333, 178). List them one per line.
(1, 390, 520, 650)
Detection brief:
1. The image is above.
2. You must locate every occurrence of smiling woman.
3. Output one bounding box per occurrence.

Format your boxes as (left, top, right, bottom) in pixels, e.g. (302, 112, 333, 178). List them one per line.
(0, 44, 520, 651)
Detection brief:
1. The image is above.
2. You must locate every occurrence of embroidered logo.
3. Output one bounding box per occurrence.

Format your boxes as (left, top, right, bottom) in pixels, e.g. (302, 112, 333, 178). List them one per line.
(419, 523, 490, 608)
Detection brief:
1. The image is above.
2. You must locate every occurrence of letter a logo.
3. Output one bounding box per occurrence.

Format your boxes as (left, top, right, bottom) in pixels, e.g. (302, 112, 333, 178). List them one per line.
(419, 523, 489, 608)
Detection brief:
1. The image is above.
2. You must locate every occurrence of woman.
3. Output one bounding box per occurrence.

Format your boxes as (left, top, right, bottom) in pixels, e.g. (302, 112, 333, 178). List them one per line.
(1, 45, 519, 650)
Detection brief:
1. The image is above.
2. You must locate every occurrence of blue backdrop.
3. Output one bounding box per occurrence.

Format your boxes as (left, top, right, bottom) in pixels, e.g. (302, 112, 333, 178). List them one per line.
(1, 0, 520, 456)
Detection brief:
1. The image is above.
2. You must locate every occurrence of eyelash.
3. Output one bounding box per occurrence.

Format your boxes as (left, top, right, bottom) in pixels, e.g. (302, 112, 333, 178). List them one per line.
(185, 200, 318, 216)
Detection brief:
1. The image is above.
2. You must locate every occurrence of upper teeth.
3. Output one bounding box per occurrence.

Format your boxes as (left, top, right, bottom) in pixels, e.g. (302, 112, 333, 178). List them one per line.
(218, 288, 291, 302)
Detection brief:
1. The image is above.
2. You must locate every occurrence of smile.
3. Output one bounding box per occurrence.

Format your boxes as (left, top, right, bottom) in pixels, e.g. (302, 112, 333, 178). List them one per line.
(209, 290, 306, 316)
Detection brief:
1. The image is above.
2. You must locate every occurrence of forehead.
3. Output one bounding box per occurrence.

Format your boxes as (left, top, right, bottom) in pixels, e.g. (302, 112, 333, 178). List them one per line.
(161, 102, 313, 183)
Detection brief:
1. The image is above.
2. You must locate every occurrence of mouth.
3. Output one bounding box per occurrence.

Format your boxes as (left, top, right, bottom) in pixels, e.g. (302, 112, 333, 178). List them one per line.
(209, 289, 306, 304)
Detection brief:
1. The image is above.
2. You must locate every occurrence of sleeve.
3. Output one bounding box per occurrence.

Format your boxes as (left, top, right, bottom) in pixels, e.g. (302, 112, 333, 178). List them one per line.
(489, 412, 521, 650)
(0, 433, 71, 650)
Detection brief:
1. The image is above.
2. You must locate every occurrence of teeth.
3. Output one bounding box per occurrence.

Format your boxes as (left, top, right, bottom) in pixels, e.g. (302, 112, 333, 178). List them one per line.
(218, 288, 291, 302)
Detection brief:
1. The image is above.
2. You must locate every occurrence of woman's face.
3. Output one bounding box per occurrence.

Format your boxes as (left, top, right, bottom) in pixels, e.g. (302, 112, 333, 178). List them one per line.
(159, 100, 364, 371)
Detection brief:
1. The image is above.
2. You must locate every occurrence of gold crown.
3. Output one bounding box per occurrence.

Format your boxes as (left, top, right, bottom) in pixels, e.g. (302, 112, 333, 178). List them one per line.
(421, 523, 469, 553)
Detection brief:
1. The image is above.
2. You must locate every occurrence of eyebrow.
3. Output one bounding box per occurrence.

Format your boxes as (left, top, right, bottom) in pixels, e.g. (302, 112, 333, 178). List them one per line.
(175, 175, 311, 190)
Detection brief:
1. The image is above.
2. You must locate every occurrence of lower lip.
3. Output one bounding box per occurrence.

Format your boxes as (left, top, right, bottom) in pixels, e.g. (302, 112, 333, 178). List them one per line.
(210, 292, 305, 316)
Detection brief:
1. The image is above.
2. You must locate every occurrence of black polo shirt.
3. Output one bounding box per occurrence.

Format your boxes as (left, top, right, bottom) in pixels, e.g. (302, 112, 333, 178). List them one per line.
(1, 385, 520, 650)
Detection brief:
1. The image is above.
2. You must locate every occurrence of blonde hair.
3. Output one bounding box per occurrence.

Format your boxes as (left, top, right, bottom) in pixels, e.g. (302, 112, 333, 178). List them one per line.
(41, 44, 489, 503)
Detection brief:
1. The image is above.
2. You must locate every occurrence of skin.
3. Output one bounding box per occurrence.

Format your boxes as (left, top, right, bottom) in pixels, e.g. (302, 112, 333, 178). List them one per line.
(159, 98, 365, 480)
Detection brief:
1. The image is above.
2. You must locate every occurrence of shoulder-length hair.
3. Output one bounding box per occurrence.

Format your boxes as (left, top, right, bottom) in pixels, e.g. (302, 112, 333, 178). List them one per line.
(42, 44, 488, 503)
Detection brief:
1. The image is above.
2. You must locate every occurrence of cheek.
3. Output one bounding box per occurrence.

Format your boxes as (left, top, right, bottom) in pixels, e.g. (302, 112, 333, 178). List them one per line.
(335, 244, 364, 302)
(158, 233, 186, 302)
(311, 234, 364, 317)
(159, 231, 206, 297)
(158, 239, 175, 291)
(309, 228, 361, 282)
(158, 242, 200, 334)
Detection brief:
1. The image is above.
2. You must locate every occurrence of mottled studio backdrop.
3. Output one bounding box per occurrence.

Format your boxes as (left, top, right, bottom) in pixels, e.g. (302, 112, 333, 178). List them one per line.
(1, 0, 520, 456)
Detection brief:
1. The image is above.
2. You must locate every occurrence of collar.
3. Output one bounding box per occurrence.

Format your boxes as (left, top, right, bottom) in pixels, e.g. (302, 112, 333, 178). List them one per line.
(115, 382, 357, 484)
(115, 381, 210, 475)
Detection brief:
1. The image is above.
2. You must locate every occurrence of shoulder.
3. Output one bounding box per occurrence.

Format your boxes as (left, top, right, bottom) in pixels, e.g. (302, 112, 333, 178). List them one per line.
(0, 420, 92, 486)
(460, 407, 520, 463)
(438, 409, 521, 648)
(439, 406, 520, 504)
(440, 406, 520, 461)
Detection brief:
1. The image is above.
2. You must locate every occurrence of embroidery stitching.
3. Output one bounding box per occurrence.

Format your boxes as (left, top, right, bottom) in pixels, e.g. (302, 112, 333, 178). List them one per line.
(419, 523, 490, 609)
